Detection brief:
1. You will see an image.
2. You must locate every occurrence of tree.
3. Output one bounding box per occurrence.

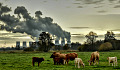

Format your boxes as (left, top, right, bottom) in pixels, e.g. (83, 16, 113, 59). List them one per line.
(85, 31, 98, 44)
(38, 32, 54, 52)
(105, 31, 115, 41)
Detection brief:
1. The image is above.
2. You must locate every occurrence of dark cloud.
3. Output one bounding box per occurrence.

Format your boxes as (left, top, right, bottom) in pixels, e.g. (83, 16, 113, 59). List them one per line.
(0, 3, 71, 41)
(69, 27, 90, 29)
(114, 5, 120, 8)
(77, 6, 83, 8)
(109, 29, 120, 31)
(74, 0, 120, 9)
(73, 3, 81, 4)
(97, 10, 107, 13)
(94, 6, 103, 8)
(83, 0, 104, 4)
(72, 35, 85, 38)
(71, 34, 84, 36)
(108, 0, 118, 3)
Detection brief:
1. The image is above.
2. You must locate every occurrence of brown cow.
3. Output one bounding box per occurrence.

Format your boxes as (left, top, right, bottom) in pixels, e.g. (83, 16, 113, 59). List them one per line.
(50, 52, 66, 65)
(88, 51, 99, 65)
(53, 57, 64, 65)
(32, 57, 44, 66)
(65, 53, 78, 64)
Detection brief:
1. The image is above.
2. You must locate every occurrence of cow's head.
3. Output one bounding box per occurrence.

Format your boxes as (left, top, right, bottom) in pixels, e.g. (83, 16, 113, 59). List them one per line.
(50, 52, 60, 58)
(42, 58, 45, 61)
(88, 60, 92, 65)
(82, 63, 85, 68)
(50, 54, 55, 58)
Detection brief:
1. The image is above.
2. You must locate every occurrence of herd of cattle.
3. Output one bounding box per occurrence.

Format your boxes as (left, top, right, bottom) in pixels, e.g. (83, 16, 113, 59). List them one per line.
(32, 51, 118, 68)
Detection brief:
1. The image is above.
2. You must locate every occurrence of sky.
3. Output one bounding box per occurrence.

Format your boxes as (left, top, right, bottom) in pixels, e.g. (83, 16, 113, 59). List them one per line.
(1, 0, 120, 47)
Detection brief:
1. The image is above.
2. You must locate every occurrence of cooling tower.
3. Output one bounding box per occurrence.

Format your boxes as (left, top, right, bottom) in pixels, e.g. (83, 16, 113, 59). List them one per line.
(23, 41, 27, 47)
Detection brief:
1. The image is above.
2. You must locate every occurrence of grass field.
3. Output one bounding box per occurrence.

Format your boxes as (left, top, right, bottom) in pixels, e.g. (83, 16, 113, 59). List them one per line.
(0, 50, 120, 70)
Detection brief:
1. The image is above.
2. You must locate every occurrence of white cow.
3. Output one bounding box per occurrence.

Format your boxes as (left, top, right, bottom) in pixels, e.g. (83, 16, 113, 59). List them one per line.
(107, 57, 117, 66)
(74, 58, 85, 68)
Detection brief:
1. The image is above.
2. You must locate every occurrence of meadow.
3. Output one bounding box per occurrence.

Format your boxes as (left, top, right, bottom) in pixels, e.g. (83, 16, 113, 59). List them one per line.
(0, 50, 120, 70)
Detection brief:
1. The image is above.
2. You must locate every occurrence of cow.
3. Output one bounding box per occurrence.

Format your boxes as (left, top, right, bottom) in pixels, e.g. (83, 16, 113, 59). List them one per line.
(65, 52, 78, 64)
(50, 52, 66, 65)
(107, 57, 117, 66)
(88, 51, 99, 65)
(32, 57, 44, 66)
(75, 58, 85, 68)
(53, 57, 64, 65)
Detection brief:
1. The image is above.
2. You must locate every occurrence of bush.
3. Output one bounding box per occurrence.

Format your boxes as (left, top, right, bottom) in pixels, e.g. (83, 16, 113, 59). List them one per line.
(63, 44, 70, 50)
(23, 47, 34, 51)
(99, 42, 113, 51)
(78, 45, 84, 51)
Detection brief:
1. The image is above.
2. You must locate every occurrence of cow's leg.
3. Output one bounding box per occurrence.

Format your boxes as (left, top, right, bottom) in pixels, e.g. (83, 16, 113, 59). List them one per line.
(78, 62, 80, 68)
(63, 60, 66, 64)
(67, 59, 70, 64)
(97, 57, 99, 65)
(32, 60, 35, 66)
(54, 61, 56, 65)
(112, 63, 113, 66)
(38, 62, 40, 66)
(116, 59, 117, 66)
(54, 60, 56, 65)
(75, 62, 76, 68)
(57, 61, 58, 65)
(93, 60, 96, 65)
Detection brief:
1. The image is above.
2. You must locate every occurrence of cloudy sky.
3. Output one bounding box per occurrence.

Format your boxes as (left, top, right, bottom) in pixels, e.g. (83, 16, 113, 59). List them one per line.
(1, 0, 120, 47)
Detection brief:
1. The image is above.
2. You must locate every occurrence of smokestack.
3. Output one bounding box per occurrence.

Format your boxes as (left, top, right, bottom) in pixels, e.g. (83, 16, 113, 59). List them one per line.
(23, 41, 27, 48)
(16, 41, 20, 47)
(61, 38, 65, 46)
(67, 40, 71, 44)
(29, 41, 32, 47)
(55, 40, 59, 45)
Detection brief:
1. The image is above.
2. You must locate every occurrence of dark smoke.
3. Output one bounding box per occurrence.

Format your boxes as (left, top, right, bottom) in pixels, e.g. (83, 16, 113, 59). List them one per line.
(0, 3, 71, 41)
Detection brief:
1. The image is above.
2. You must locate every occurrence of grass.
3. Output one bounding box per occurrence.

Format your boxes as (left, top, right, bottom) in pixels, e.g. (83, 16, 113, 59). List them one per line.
(0, 50, 120, 70)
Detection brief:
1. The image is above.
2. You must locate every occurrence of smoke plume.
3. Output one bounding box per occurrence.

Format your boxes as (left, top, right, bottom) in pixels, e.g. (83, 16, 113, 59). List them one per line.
(0, 3, 71, 41)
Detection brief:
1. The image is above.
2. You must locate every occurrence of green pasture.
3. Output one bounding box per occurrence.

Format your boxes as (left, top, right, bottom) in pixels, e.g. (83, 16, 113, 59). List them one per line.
(0, 50, 120, 70)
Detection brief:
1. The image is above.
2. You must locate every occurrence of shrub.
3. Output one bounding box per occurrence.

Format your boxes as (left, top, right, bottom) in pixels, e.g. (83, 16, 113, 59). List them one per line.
(99, 42, 113, 51)
(78, 45, 84, 51)
(23, 47, 34, 51)
(63, 44, 70, 50)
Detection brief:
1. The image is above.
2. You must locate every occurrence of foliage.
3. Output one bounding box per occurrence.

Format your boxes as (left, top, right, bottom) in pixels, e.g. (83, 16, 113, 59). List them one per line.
(71, 42, 81, 50)
(78, 43, 98, 51)
(63, 44, 70, 50)
(78, 45, 84, 51)
(99, 42, 113, 51)
(23, 47, 34, 51)
(38, 32, 54, 52)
